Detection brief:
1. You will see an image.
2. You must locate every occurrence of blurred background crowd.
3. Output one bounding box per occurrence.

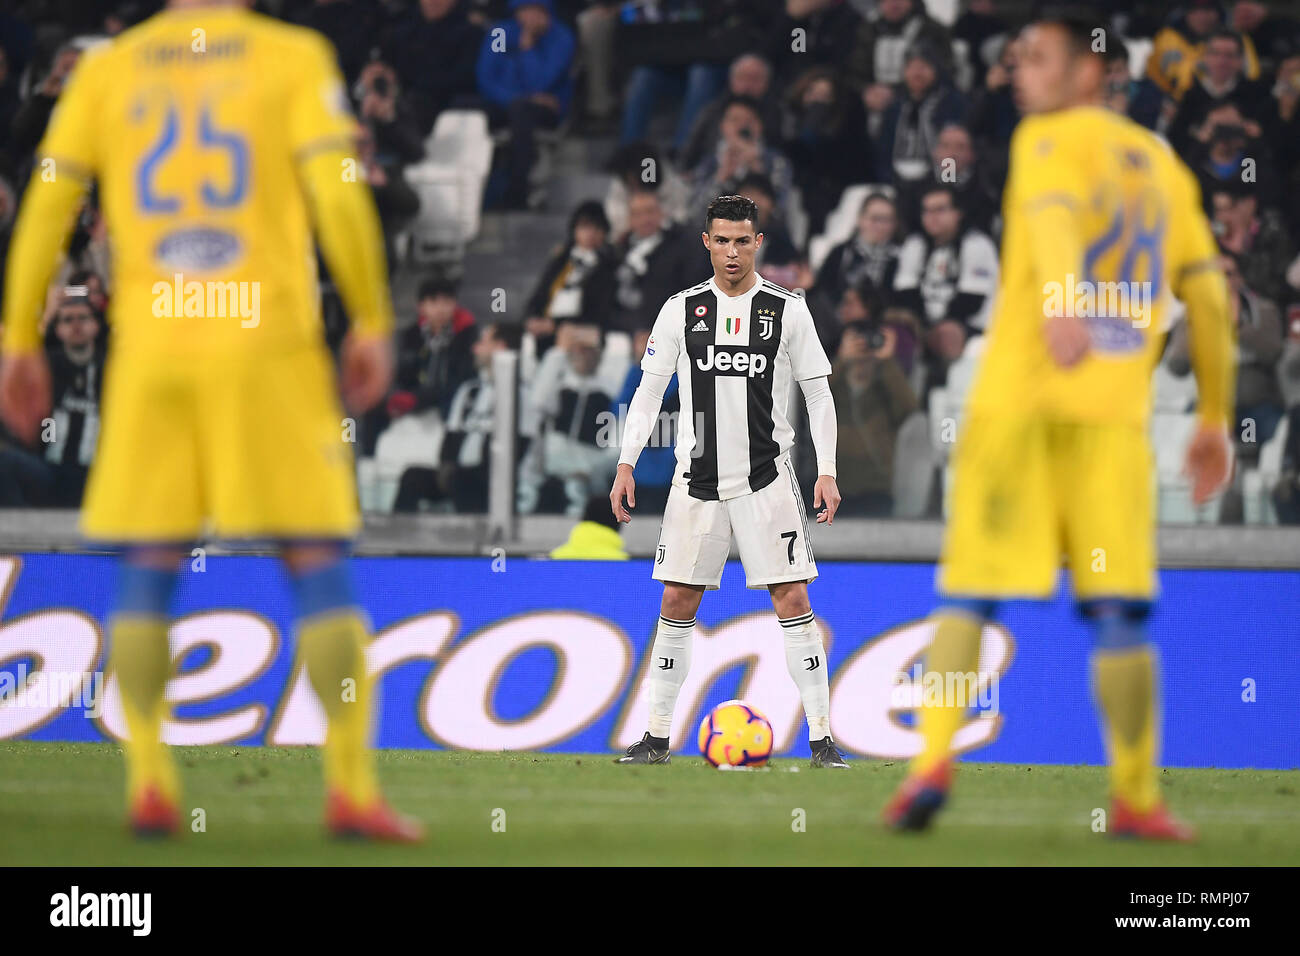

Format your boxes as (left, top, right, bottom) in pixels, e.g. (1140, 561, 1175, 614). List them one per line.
(1, 0, 1299, 528)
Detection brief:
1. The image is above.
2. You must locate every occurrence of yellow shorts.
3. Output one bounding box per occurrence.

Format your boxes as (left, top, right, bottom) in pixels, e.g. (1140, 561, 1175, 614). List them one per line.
(938, 417, 1156, 602)
(82, 347, 360, 543)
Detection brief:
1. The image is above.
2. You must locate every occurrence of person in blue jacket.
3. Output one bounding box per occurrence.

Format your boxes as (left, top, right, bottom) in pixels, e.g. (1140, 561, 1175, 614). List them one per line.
(476, 0, 576, 208)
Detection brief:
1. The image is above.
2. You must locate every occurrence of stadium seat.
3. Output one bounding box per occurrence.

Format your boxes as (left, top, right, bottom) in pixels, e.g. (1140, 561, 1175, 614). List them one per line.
(892, 410, 935, 518)
(403, 110, 494, 264)
(370, 410, 446, 513)
(1152, 359, 1196, 412)
(1243, 413, 1290, 525)
(1125, 37, 1154, 81)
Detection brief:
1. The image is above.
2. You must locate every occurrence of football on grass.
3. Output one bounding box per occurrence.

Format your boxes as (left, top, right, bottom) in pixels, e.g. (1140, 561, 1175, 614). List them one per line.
(698, 700, 774, 768)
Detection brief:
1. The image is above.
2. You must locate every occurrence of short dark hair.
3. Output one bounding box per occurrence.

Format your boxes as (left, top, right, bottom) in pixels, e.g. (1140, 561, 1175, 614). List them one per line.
(721, 94, 763, 123)
(418, 276, 458, 301)
(570, 199, 611, 236)
(919, 182, 959, 208)
(735, 171, 776, 201)
(859, 190, 895, 216)
(847, 276, 882, 317)
(1205, 29, 1244, 53)
(704, 194, 759, 232)
(489, 322, 523, 351)
(1033, 6, 1106, 60)
(1102, 36, 1130, 68)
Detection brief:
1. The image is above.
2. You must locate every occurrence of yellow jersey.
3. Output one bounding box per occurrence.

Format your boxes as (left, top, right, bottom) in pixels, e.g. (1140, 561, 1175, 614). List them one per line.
(968, 106, 1227, 427)
(2, 5, 391, 358)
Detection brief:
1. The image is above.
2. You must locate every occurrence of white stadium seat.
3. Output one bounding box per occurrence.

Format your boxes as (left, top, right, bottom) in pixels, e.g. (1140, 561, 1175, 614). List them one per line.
(402, 110, 494, 263)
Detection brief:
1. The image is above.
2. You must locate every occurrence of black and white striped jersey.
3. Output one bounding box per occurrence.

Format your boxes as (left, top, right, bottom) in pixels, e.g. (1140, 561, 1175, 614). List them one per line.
(641, 272, 831, 501)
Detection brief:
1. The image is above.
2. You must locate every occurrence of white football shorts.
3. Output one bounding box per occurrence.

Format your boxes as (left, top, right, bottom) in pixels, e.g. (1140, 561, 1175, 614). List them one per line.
(651, 454, 817, 589)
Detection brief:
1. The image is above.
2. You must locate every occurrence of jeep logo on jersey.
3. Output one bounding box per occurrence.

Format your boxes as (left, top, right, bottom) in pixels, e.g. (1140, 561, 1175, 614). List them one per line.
(695, 345, 768, 377)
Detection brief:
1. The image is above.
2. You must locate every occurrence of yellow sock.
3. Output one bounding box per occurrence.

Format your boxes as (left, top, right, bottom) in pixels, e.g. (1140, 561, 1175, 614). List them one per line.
(1092, 646, 1160, 812)
(299, 610, 378, 806)
(109, 614, 178, 803)
(913, 611, 983, 775)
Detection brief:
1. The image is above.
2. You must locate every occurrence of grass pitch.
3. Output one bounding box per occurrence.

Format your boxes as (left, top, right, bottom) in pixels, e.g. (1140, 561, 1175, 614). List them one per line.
(1, 742, 1296, 866)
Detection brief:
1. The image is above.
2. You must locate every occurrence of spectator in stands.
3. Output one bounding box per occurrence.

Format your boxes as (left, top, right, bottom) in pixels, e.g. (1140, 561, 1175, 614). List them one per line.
(967, 32, 1020, 158)
(611, 187, 708, 334)
(1272, 54, 1300, 236)
(1274, 302, 1300, 522)
(603, 140, 693, 238)
(356, 60, 426, 175)
(8, 41, 81, 180)
(389, 277, 479, 426)
(0, 45, 19, 156)
(611, 326, 680, 515)
(1188, 104, 1280, 214)
(1146, 0, 1259, 101)
(293, 0, 379, 86)
(1101, 38, 1164, 129)
(518, 321, 627, 516)
(616, 0, 769, 153)
(393, 322, 522, 514)
(813, 191, 901, 326)
(832, 274, 915, 374)
(686, 96, 795, 223)
(894, 183, 997, 388)
(874, 41, 967, 186)
(895, 121, 998, 234)
(1232, 0, 1300, 78)
(767, 0, 862, 86)
(549, 494, 629, 559)
(1168, 251, 1285, 454)
(525, 200, 618, 338)
(951, 0, 1009, 91)
(830, 318, 917, 517)
(1168, 29, 1276, 154)
(575, 1, 622, 130)
(66, 268, 107, 315)
(383, 0, 484, 136)
(780, 65, 871, 238)
(0, 286, 107, 508)
(354, 122, 421, 270)
(846, 0, 952, 125)
(678, 53, 782, 172)
(44, 286, 106, 506)
(476, 0, 576, 210)
(1211, 182, 1295, 305)
(736, 172, 808, 291)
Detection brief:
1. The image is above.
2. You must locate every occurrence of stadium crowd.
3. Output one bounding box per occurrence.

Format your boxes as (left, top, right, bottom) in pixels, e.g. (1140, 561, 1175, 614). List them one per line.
(1, 0, 1299, 524)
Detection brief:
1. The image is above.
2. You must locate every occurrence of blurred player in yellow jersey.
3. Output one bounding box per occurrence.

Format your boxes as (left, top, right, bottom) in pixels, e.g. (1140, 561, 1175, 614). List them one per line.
(883, 12, 1235, 839)
(0, 0, 422, 841)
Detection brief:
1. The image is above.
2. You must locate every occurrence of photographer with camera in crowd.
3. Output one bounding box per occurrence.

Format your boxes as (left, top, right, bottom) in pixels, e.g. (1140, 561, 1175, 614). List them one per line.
(830, 286, 917, 519)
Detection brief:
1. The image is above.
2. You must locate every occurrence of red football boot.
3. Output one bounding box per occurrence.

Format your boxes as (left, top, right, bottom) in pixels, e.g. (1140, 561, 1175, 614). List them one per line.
(128, 783, 179, 838)
(325, 789, 425, 844)
(1111, 798, 1197, 842)
(882, 760, 953, 832)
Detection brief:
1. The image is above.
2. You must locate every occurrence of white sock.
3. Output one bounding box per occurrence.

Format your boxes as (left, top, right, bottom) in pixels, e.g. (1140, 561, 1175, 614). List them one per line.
(647, 615, 694, 739)
(781, 611, 831, 741)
